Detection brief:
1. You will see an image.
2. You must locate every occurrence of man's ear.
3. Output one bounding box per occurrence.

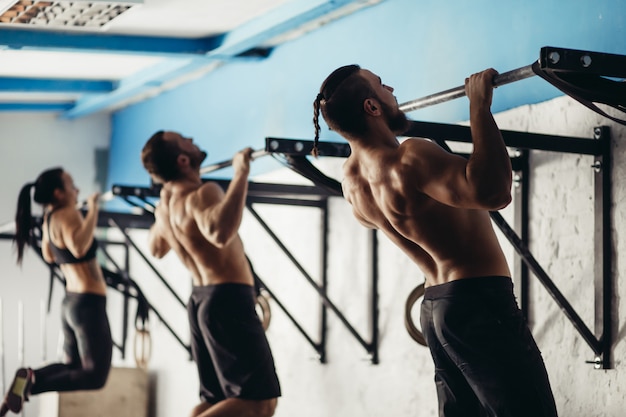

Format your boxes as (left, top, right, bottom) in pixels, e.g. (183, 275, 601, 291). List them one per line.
(363, 98, 381, 116)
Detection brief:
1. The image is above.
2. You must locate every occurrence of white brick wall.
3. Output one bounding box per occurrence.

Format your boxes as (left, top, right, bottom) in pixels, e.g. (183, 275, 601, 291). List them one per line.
(495, 97, 625, 417)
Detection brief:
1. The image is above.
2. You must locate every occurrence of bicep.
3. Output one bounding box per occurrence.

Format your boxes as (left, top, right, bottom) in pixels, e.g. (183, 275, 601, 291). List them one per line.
(59, 211, 88, 256)
(42, 239, 55, 264)
(192, 183, 225, 233)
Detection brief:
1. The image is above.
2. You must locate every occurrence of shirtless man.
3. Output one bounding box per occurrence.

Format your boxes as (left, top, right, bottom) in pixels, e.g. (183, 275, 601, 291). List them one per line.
(313, 66, 558, 416)
(141, 131, 280, 417)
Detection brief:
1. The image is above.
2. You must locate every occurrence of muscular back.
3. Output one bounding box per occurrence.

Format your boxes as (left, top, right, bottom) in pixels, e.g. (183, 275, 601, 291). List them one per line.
(342, 138, 511, 286)
(151, 183, 253, 287)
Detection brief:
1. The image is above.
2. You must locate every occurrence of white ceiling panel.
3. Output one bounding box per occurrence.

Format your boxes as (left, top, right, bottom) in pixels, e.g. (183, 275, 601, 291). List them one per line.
(0, 49, 164, 79)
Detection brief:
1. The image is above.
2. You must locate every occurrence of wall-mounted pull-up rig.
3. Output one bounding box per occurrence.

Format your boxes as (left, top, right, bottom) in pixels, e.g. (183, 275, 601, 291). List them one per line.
(92, 45, 623, 367)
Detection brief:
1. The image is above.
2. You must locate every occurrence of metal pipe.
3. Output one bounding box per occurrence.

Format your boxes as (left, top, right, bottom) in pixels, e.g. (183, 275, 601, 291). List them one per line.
(399, 64, 537, 113)
(40, 299, 46, 362)
(0, 298, 5, 394)
(17, 301, 23, 366)
(199, 149, 269, 175)
(76, 190, 115, 209)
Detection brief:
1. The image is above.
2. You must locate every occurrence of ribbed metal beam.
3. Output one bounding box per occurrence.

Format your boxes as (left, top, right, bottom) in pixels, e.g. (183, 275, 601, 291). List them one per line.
(0, 28, 224, 57)
(0, 77, 115, 93)
(0, 102, 73, 111)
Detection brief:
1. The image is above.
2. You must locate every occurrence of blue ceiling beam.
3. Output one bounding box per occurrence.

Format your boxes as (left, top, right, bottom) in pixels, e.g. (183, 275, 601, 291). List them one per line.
(0, 77, 115, 93)
(0, 102, 74, 112)
(0, 28, 225, 57)
(61, 57, 221, 119)
(209, 0, 379, 58)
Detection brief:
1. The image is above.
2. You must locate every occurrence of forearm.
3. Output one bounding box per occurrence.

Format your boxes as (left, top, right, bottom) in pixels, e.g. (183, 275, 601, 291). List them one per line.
(466, 106, 512, 207)
(148, 225, 168, 258)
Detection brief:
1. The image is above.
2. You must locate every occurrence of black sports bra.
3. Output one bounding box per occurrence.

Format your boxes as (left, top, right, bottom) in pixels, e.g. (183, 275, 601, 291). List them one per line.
(46, 210, 98, 264)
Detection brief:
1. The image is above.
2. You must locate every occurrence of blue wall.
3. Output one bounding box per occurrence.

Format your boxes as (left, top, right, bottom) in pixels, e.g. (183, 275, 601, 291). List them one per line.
(108, 0, 626, 200)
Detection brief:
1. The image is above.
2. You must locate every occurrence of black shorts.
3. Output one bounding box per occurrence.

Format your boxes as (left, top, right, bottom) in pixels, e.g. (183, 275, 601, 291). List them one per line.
(188, 283, 281, 403)
(420, 276, 558, 417)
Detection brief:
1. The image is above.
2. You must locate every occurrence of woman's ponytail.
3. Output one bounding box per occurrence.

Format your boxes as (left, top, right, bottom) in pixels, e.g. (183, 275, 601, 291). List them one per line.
(14, 182, 35, 265)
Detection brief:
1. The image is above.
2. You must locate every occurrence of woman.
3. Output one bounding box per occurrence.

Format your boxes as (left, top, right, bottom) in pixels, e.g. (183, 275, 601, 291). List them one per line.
(1, 167, 112, 416)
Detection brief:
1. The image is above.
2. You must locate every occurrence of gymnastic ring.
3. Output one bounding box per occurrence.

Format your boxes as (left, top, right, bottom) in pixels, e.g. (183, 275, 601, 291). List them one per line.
(404, 282, 427, 346)
(134, 328, 152, 369)
(256, 290, 272, 331)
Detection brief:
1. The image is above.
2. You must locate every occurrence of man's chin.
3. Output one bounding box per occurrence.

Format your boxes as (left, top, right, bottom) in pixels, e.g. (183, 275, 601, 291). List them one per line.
(392, 118, 411, 136)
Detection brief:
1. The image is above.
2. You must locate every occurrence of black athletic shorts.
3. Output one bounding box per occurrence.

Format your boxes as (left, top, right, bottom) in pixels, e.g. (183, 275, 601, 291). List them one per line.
(420, 276, 558, 417)
(188, 283, 281, 403)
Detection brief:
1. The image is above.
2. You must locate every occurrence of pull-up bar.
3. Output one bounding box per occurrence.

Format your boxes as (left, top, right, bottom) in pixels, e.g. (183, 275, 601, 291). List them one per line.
(399, 46, 626, 126)
(399, 64, 536, 113)
(199, 149, 269, 175)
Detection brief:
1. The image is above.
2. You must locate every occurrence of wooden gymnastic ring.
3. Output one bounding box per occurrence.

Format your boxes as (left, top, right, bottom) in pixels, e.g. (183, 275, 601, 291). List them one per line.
(134, 328, 152, 369)
(404, 282, 427, 346)
(256, 290, 272, 331)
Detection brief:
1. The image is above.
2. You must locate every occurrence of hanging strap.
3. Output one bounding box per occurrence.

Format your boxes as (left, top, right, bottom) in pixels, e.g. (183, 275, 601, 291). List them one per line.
(531, 60, 626, 126)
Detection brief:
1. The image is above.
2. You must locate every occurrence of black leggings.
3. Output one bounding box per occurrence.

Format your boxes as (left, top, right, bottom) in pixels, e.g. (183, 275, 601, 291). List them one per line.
(420, 276, 558, 417)
(30, 292, 112, 394)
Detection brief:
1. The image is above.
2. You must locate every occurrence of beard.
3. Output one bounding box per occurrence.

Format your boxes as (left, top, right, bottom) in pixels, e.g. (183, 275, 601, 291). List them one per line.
(381, 101, 410, 135)
(187, 150, 208, 171)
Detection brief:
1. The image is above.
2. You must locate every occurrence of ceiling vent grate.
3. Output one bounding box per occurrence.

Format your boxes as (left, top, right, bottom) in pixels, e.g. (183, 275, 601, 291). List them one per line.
(0, 0, 141, 29)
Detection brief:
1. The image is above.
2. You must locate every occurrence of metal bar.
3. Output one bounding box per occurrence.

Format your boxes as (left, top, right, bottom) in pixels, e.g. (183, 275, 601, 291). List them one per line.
(540, 46, 626, 78)
(199, 149, 269, 175)
(113, 181, 337, 200)
(489, 211, 602, 354)
(512, 150, 530, 320)
(399, 64, 536, 113)
(120, 196, 155, 214)
(121, 243, 131, 359)
(266, 137, 351, 158)
(0, 77, 115, 93)
(0, 298, 4, 394)
(0, 28, 223, 56)
(593, 126, 613, 369)
(253, 275, 323, 358)
(247, 196, 326, 208)
(96, 210, 155, 230)
(319, 199, 329, 364)
(369, 229, 379, 364)
(403, 121, 602, 155)
(246, 203, 373, 352)
(108, 218, 186, 309)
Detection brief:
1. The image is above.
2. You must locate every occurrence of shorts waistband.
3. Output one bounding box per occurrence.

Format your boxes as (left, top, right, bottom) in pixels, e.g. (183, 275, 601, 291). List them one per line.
(191, 282, 254, 294)
(64, 291, 106, 300)
(423, 276, 512, 300)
